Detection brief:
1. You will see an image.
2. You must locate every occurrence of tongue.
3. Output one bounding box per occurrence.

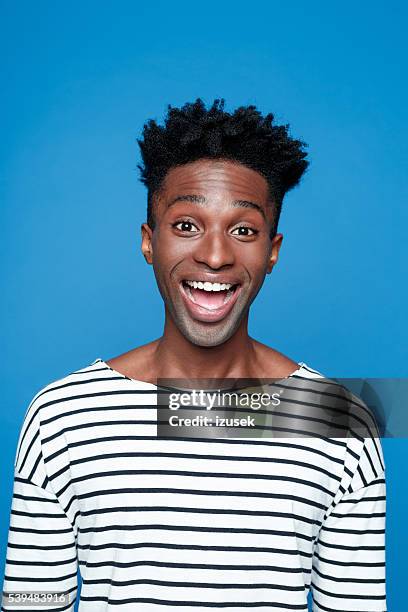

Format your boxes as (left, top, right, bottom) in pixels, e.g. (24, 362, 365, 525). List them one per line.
(189, 287, 229, 309)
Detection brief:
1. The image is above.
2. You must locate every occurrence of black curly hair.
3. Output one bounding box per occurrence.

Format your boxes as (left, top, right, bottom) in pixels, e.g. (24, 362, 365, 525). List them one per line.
(137, 98, 309, 238)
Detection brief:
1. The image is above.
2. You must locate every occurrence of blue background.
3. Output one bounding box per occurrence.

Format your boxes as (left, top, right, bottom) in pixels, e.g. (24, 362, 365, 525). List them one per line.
(1, 1, 406, 609)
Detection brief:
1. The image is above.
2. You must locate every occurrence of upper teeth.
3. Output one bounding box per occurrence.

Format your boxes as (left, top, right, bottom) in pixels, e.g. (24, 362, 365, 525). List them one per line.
(185, 280, 233, 291)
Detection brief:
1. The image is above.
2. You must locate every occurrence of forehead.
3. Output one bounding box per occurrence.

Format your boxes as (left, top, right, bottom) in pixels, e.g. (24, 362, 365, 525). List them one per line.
(160, 159, 270, 202)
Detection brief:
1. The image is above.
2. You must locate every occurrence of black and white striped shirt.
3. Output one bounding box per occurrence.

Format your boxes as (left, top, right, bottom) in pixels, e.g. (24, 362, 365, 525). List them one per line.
(2, 358, 387, 611)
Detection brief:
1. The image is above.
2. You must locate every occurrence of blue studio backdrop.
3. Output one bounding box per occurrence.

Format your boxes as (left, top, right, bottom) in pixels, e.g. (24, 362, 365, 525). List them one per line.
(1, 2, 407, 610)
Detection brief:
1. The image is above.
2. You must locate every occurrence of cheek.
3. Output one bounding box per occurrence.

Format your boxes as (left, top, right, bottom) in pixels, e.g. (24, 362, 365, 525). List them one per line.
(153, 226, 197, 262)
(151, 229, 191, 277)
(234, 242, 271, 276)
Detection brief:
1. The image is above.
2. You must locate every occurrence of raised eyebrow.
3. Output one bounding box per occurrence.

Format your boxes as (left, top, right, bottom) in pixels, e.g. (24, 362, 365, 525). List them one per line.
(168, 194, 207, 207)
(231, 199, 266, 220)
(168, 194, 266, 219)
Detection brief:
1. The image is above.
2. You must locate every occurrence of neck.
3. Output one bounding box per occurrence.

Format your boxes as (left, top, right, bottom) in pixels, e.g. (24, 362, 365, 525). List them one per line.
(154, 312, 257, 379)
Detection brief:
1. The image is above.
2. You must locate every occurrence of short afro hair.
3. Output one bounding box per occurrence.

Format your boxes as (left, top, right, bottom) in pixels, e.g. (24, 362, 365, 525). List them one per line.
(137, 98, 309, 238)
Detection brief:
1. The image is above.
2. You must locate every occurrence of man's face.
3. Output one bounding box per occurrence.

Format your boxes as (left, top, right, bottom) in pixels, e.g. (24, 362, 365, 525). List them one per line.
(141, 158, 283, 347)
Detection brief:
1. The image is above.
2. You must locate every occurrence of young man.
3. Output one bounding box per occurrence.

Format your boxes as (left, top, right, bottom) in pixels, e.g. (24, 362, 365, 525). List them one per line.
(3, 99, 386, 611)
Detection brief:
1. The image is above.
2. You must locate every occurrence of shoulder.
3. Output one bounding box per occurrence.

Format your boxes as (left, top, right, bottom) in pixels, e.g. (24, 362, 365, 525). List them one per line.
(14, 357, 108, 476)
(252, 341, 324, 379)
(32, 357, 111, 403)
(16, 357, 116, 432)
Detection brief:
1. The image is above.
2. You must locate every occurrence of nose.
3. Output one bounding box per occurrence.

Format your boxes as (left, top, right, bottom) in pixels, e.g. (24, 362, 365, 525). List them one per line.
(193, 229, 235, 270)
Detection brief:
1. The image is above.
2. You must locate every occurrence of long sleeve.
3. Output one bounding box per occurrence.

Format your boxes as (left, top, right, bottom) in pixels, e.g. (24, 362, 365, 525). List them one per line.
(310, 435, 387, 612)
(1, 394, 79, 612)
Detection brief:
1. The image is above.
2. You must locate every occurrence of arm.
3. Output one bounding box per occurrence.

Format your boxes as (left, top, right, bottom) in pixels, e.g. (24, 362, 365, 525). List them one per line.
(2, 395, 79, 612)
(310, 435, 387, 612)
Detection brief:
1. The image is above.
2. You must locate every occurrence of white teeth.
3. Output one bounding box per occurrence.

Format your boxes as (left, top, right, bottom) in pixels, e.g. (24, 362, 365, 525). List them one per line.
(185, 280, 233, 292)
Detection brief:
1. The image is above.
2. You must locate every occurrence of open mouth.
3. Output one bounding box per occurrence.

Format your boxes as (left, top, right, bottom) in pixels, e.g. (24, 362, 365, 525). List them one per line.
(179, 279, 242, 323)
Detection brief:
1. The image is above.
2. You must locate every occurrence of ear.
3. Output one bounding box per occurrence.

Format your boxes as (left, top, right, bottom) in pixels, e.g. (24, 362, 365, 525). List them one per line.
(266, 233, 283, 274)
(141, 223, 154, 264)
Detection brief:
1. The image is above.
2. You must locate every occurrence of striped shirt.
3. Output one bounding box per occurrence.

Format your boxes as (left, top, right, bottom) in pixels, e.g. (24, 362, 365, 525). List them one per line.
(2, 357, 387, 611)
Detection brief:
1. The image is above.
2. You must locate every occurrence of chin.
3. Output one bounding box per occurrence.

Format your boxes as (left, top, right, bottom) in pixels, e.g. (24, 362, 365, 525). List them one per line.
(176, 317, 242, 348)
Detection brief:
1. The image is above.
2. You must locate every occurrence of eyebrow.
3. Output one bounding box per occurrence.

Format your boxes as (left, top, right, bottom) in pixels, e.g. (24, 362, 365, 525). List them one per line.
(168, 194, 266, 220)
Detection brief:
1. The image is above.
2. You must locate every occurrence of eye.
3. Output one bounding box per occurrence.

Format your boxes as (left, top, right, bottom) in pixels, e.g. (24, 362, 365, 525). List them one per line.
(173, 220, 199, 233)
(231, 226, 258, 237)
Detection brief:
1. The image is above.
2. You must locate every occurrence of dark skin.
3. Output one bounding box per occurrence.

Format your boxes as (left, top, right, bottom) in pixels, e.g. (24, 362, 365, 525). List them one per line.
(106, 158, 299, 383)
